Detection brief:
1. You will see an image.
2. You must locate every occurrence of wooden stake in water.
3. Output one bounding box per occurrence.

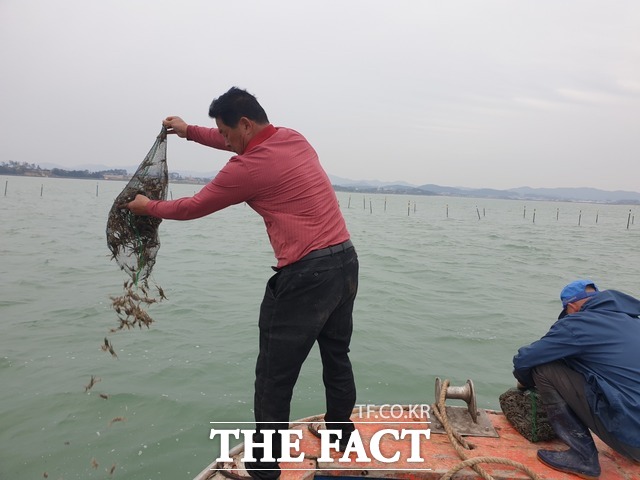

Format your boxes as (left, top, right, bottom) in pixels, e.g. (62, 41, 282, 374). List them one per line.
(483, 207, 485, 217)
(556, 208, 559, 221)
(533, 209, 536, 224)
(347, 195, 351, 209)
(627, 210, 632, 230)
(446, 204, 449, 218)
(170, 190, 173, 200)
(384, 197, 387, 212)
(596, 211, 599, 224)
(4, 180, 7, 196)
(407, 201, 410, 216)
(96, 182, 99, 197)
(369, 199, 372, 214)
(476, 206, 481, 220)
(579, 210, 582, 226)
(40, 184, 44, 197)
(523, 205, 526, 219)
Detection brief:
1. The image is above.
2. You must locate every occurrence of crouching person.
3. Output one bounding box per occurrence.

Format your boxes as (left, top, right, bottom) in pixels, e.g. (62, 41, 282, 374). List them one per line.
(513, 280, 640, 479)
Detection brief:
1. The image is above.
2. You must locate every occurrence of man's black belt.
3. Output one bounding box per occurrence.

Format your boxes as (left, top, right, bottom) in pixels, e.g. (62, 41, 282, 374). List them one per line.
(299, 239, 354, 262)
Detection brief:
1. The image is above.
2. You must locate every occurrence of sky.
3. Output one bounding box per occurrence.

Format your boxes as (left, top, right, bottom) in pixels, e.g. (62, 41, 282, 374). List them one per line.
(1, 0, 639, 192)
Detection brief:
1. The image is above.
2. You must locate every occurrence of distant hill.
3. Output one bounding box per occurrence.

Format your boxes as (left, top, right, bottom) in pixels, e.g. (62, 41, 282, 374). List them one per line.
(507, 186, 640, 204)
(328, 175, 415, 189)
(330, 177, 640, 205)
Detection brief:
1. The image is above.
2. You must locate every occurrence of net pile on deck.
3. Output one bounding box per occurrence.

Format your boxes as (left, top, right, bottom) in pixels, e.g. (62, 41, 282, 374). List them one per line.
(106, 127, 169, 332)
(499, 387, 556, 442)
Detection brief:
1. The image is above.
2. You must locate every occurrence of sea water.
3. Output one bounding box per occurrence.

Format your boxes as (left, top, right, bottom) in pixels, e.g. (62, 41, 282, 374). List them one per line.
(1, 176, 638, 479)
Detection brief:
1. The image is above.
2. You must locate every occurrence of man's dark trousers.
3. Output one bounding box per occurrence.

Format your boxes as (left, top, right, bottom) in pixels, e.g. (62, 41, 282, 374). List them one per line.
(246, 246, 358, 480)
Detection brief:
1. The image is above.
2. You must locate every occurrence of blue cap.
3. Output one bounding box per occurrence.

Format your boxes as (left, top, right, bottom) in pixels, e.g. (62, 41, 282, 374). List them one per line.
(558, 279, 599, 318)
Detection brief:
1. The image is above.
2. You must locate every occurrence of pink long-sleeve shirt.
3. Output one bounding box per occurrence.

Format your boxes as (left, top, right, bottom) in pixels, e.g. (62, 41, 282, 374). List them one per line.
(147, 124, 350, 268)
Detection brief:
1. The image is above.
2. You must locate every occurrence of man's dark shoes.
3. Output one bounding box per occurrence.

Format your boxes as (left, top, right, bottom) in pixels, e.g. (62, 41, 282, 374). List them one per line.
(308, 422, 351, 452)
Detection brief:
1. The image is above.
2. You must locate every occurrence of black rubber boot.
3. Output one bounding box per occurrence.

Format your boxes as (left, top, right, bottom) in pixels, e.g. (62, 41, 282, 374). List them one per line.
(537, 392, 601, 479)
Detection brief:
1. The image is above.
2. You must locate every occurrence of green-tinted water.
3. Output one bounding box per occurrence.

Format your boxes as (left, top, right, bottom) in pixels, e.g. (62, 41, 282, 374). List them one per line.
(1, 176, 638, 479)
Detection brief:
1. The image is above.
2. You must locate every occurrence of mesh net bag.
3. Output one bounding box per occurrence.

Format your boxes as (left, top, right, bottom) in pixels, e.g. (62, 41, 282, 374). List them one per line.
(105, 127, 169, 333)
(107, 127, 168, 283)
(499, 387, 556, 442)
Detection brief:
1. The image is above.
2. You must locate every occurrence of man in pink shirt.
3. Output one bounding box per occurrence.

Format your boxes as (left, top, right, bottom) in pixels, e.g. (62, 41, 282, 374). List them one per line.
(127, 87, 358, 480)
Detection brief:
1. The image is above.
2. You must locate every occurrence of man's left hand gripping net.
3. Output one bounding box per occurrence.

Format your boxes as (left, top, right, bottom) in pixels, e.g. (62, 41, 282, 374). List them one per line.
(105, 127, 169, 337)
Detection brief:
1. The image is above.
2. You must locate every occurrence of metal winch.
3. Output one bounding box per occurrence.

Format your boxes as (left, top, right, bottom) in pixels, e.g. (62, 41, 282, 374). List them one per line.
(435, 377, 478, 422)
(431, 377, 498, 438)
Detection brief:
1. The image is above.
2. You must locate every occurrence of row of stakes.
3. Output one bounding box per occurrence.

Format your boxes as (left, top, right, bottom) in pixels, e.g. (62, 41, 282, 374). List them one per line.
(345, 194, 636, 229)
(523, 205, 635, 229)
(3, 180, 178, 200)
(4, 181, 636, 229)
(3, 180, 103, 198)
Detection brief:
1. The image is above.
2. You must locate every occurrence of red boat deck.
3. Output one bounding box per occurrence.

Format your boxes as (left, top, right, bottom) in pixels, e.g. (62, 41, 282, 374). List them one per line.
(285, 410, 640, 480)
(198, 409, 640, 480)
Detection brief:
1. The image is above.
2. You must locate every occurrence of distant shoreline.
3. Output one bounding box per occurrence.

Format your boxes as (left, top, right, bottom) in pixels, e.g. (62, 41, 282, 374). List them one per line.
(0, 166, 211, 185)
(331, 185, 640, 206)
(3, 167, 639, 205)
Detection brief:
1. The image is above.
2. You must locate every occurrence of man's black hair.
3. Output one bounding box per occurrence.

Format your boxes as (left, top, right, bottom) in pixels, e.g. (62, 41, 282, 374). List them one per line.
(209, 87, 269, 127)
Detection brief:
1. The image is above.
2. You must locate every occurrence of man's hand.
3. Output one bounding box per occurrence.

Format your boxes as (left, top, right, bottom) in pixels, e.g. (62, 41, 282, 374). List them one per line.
(126, 194, 151, 215)
(163, 116, 189, 138)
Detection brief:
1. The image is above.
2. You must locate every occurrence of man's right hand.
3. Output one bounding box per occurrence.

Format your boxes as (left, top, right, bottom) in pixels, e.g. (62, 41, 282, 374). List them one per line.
(163, 116, 189, 138)
(126, 194, 151, 215)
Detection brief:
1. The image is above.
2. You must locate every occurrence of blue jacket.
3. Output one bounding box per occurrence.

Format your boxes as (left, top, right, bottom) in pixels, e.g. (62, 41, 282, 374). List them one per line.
(513, 290, 640, 447)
